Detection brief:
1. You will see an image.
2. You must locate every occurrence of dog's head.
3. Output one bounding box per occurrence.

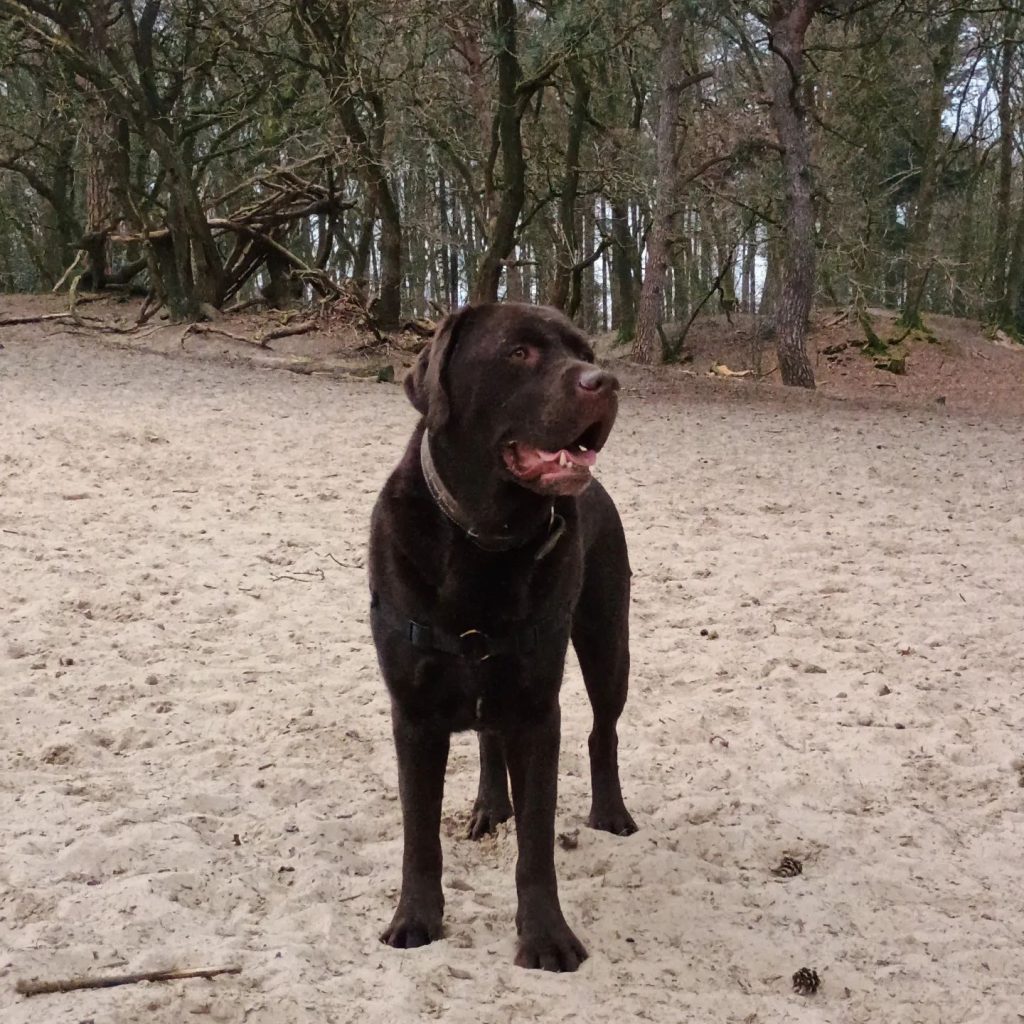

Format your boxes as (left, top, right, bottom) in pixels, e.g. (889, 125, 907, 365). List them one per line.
(405, 303, 618, 497)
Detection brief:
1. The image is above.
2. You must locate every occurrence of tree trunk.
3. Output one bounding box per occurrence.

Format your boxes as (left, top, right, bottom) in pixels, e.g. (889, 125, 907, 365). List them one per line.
(707, 207, 737, 314)
(989, 9, 1018, 328)
(899, 11, 963, 330)
(741, 230, 756, 313)
(80, 2, 126, 290)
(610, 200, 636, 341)
(374, 178, 403, 325)
(353, 194, 375, 282)
(1003, 196, 1024, 333)
(44, 135, 81, 285)
(296, 0, 402, 325)
(472, 0, 527, 303)
(632, 9, 685, 364)
(672, 227, 689, 323)
(548, 61, 590, 311)
(766, 0, 819, 388)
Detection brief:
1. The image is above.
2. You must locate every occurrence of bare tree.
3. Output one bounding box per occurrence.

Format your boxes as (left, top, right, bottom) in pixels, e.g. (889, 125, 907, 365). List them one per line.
(764, 0, 821, 388)
(471, 0, 531, 303)
(295, 0, 404, 327)
(632, 7, 686, 364)
(898, 7, 964, 331)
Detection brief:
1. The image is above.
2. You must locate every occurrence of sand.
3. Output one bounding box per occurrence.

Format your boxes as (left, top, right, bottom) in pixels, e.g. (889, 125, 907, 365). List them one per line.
(2, 330, 1023, 1023)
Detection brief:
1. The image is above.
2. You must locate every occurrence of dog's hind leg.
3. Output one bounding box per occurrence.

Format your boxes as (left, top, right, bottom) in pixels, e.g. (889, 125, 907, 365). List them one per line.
(572, 530, 638, 837)
(467, 731, 514, 839)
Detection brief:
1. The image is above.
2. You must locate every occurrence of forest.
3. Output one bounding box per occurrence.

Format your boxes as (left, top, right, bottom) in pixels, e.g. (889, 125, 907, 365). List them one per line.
(1, 0, 1022, 387)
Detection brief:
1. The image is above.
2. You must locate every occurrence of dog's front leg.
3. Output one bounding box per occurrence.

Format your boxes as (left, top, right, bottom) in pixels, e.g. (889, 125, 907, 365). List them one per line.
(381, 705, 450, 948)
(504, 703, 588, 972)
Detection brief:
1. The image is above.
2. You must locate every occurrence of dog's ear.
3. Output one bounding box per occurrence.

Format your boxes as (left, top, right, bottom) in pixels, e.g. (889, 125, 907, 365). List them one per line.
(404, 307, 471, 429)
(403, 344, 433, 417)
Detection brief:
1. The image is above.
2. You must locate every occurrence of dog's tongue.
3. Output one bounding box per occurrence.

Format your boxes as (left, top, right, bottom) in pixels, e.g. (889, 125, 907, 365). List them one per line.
(508, 444, 596, 479)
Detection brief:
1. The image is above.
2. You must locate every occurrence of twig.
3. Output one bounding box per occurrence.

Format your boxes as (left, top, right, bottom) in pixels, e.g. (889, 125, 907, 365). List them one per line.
(269, 569, 325, 583)
(320, 551, 359, 569)
(136, 293, 163, 327)
(51, 252, 84, 293)
(16, 965, 241, 997)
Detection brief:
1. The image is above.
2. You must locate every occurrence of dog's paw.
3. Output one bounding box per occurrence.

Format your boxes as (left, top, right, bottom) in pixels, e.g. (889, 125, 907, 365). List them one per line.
(381, 906, 443, 949)
(467, 802, 513, 840)
(514, 922, 588, 972)
(587, 804, 638, 836)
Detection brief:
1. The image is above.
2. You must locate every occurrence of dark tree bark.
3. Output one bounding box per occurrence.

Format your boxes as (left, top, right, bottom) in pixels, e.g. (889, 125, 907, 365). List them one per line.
(765, 0, 820, 388)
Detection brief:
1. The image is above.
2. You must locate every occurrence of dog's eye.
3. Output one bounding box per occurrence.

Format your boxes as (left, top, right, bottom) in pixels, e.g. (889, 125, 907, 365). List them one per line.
(508, 346, 530, 362)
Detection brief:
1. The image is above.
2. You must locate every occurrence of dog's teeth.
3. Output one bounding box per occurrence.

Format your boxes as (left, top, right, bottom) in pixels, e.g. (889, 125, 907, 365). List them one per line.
(578, 445, 589, 452)
(559, 450, 569, 467)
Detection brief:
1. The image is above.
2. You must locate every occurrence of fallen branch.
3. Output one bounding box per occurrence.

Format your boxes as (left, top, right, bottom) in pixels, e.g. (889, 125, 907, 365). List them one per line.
(401, 318, 437, 337)
(260, 319, 318, 343)
(0, 312, 78, 327)
(184, 324, 271, 349)
(708, 363, 753, 378)
(15, 964, 241, 997)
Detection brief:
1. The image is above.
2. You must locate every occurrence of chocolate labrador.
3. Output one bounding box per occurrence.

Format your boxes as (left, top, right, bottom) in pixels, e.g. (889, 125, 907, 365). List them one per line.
(368, 302, 636, 972)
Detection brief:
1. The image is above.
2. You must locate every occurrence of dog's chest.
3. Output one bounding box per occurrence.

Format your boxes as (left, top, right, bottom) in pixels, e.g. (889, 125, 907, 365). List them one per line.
(435, 540, 581, 622)
(416, 649, 568, 732)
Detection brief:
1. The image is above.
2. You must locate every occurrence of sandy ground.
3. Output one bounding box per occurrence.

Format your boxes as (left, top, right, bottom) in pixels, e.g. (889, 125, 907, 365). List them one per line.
(2, 328, 1023, 1024)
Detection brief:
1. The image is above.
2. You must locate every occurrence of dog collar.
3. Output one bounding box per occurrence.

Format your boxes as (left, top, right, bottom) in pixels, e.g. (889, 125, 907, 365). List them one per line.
(420, 431, 563, 557)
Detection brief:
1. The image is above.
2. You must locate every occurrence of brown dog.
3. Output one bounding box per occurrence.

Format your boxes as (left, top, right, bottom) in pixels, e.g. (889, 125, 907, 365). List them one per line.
(368, 303, 635, 971)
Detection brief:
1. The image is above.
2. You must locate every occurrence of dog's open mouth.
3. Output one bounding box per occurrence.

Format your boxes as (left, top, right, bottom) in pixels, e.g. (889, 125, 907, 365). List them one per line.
(502, 422, 605, 495)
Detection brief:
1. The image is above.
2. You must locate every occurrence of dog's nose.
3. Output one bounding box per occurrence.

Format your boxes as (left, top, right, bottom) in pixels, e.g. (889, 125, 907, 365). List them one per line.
(577, 367, 619, 394)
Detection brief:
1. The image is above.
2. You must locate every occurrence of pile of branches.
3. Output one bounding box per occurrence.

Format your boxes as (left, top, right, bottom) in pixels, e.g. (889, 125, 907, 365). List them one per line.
(208, 164, 356, 306)
(102, 159, 356, 310)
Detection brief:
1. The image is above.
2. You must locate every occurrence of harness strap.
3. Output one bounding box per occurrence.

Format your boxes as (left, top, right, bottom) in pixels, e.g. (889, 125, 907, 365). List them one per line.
(370, 593, 570, 662)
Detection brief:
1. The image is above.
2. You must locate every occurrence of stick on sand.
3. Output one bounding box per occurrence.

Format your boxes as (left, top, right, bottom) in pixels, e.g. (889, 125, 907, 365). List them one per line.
(15, 965, 241, 997)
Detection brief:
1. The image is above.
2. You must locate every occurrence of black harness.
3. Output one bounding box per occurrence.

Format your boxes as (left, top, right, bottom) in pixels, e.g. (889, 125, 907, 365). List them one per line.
(370, 593, 570, 663)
